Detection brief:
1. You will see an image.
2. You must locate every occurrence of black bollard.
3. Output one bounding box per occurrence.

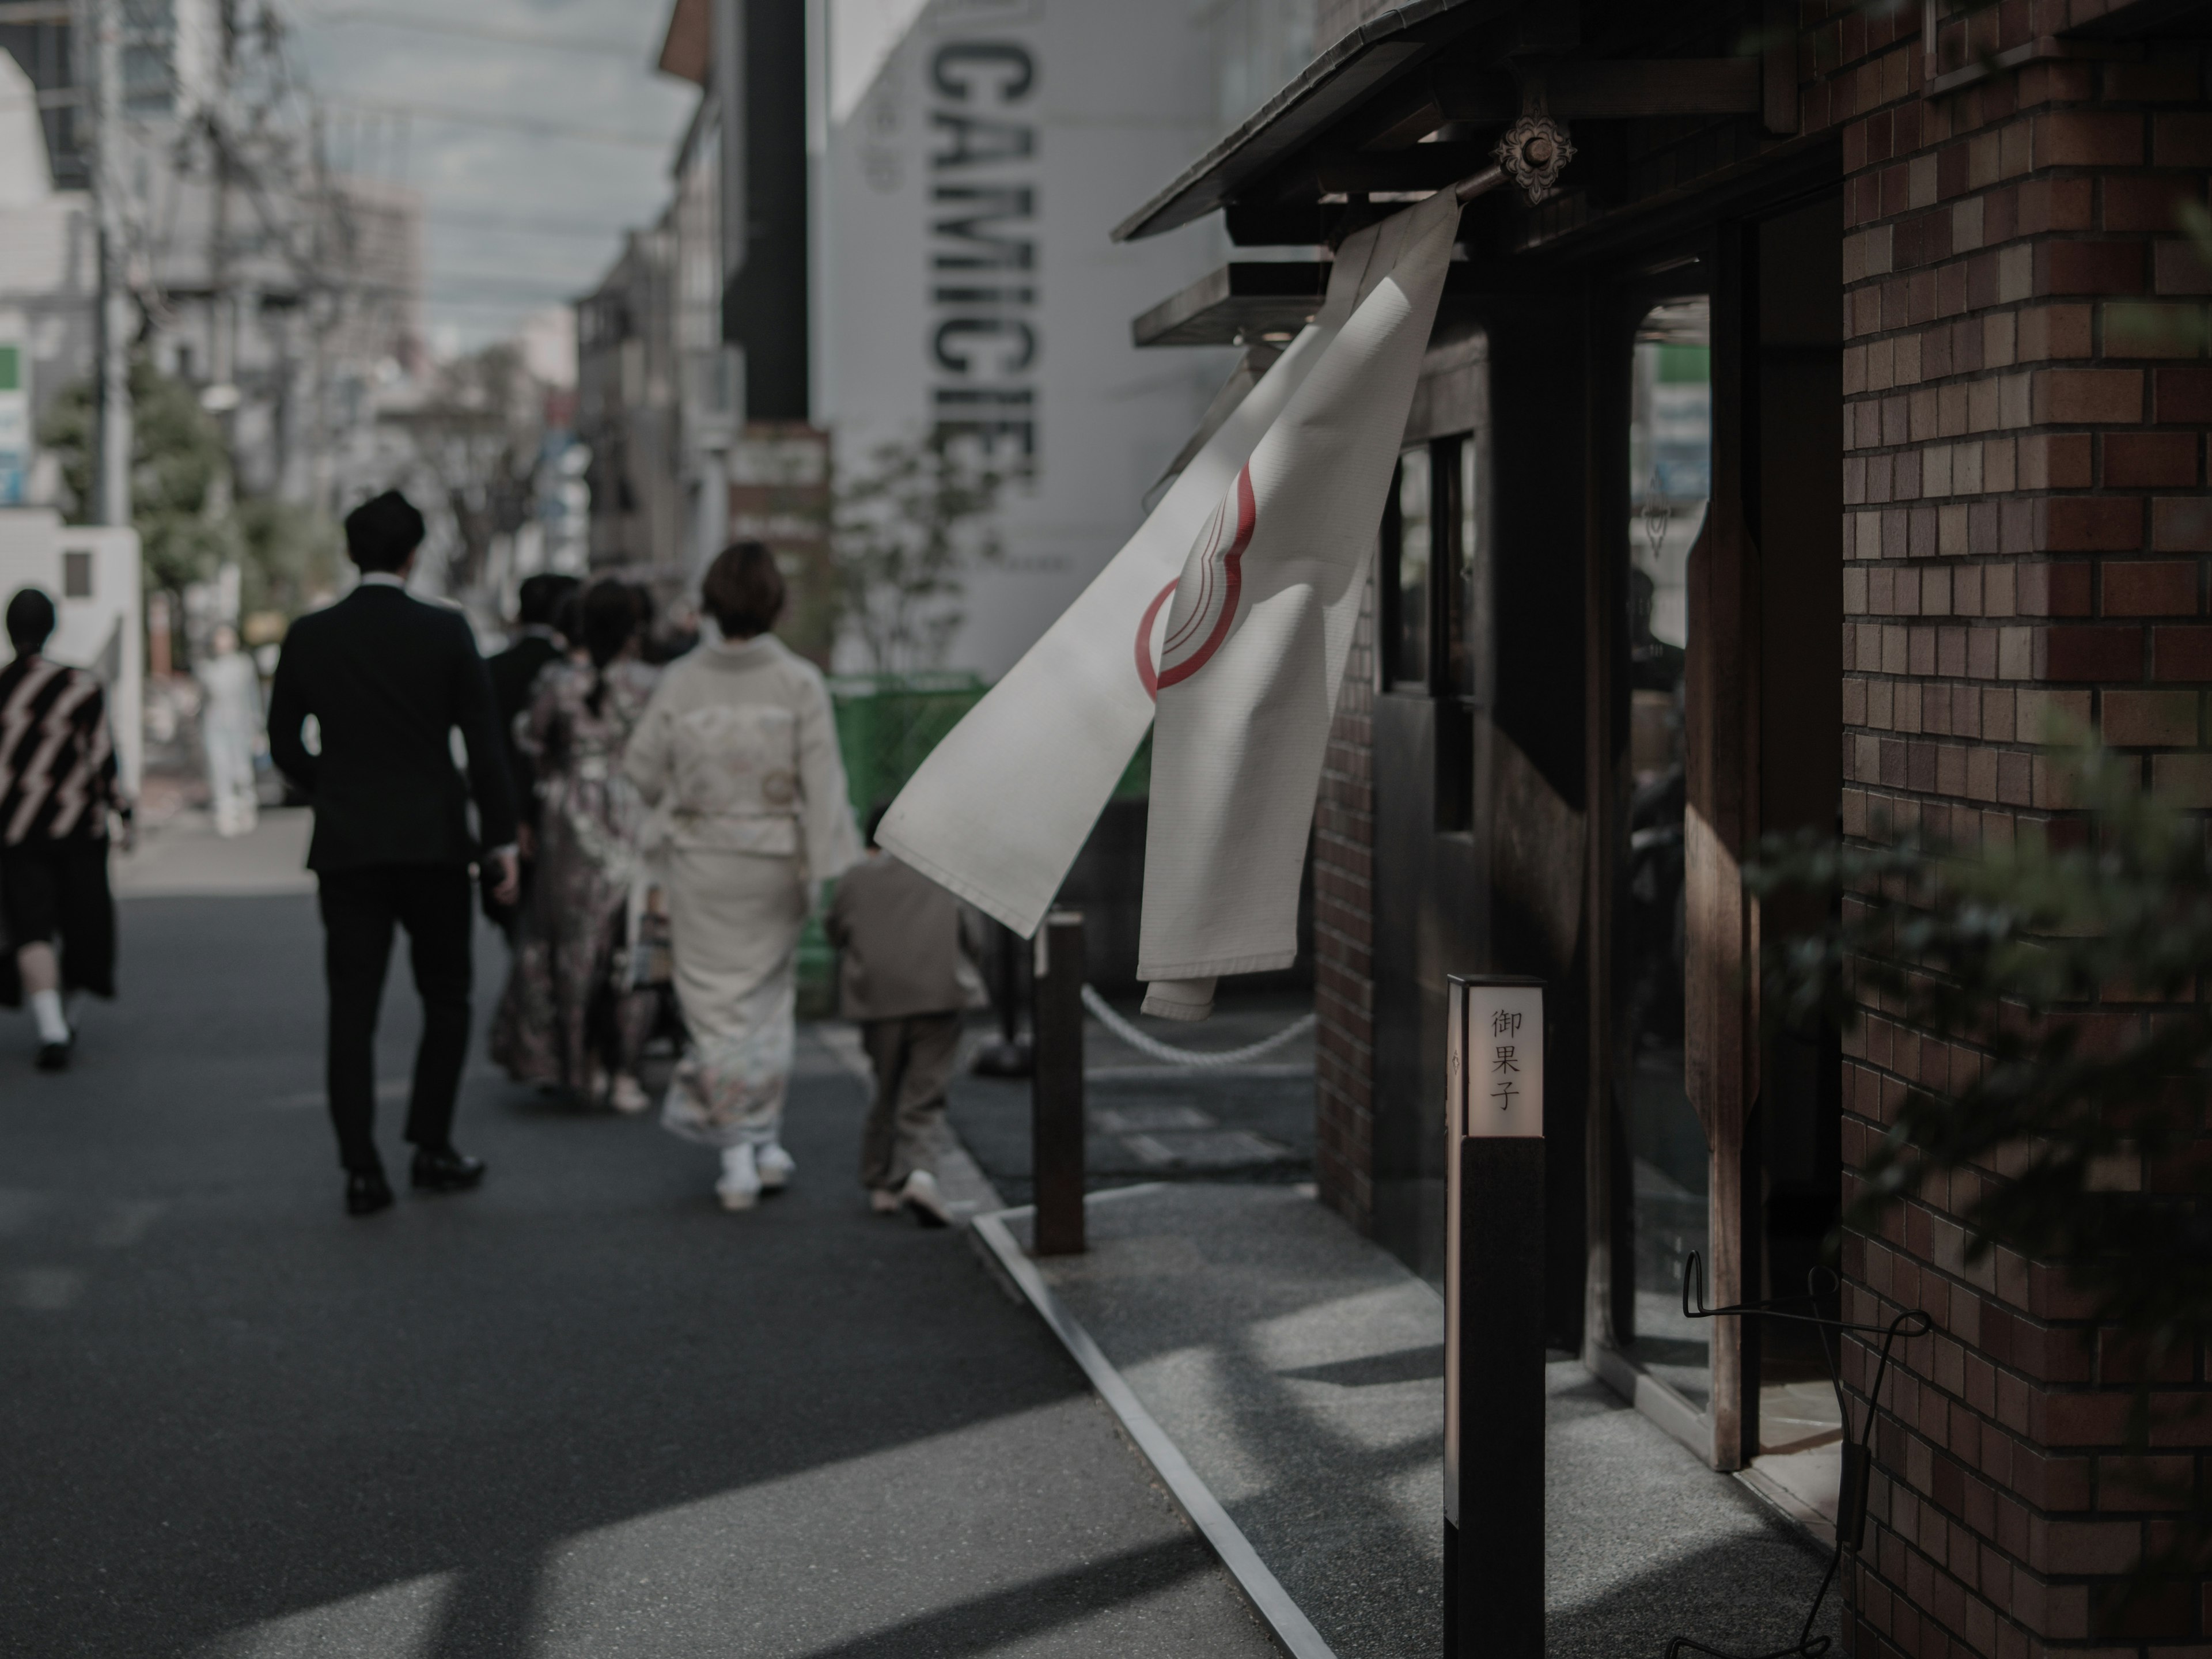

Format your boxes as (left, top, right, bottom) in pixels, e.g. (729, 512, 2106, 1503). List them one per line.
(1031, 908, 1085, 1256)
(1443, 975, 1546, 1659)
(972, 920, 1033, 1078)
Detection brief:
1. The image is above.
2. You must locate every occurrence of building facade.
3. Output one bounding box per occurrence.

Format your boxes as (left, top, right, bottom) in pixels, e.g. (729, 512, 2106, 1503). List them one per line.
(593, 0, 1320, 675)
(0, 3, 427, 532)
(1119, 0, 2212, 1653)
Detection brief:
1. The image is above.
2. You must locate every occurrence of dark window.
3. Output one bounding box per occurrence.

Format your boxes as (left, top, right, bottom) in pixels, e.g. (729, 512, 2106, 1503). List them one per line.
(62, 550, 92, 600)
(1381, 431, 1490, 830)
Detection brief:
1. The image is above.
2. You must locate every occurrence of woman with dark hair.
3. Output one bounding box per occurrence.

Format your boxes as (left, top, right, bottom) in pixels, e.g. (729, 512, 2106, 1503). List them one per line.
(0, 586, 131, 1072)
(491, 578, 662, 1111)
(624, 541, 860, 1210)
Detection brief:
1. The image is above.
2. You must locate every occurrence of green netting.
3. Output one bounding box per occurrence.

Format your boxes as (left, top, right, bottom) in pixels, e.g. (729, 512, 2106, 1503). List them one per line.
(796, 671, 1152, 1012)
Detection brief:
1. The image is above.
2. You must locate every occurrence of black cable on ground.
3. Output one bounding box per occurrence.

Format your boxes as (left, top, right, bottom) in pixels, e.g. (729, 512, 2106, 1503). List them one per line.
(1663, 1256, 1931, 1659)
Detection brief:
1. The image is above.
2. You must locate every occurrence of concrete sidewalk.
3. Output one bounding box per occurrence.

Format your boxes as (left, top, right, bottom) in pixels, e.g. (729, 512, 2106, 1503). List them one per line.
(993, 1182, 1841, 1659)
(112, 804, 316, 897)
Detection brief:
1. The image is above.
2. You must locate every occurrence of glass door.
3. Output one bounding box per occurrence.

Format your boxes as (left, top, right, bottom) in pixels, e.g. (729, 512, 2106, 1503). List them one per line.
(1616, 298, 1712, 1409)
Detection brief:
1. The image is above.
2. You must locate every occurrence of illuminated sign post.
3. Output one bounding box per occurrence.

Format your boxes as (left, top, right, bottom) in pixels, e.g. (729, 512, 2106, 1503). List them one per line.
(1444, 974, 1545, 1657)
(0, 325, 29, 507)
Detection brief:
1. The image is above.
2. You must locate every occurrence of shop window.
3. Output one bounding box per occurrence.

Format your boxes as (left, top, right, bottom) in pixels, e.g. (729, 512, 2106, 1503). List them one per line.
(1445, 435, 1486, 703)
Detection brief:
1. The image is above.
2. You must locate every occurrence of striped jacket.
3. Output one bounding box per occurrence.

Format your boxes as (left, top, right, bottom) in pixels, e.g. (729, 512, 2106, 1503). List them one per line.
(0, 654, 123, 846)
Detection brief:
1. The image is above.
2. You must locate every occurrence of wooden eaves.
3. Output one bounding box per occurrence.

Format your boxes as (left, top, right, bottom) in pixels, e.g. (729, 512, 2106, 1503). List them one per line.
(1111, 0, 1800, 248)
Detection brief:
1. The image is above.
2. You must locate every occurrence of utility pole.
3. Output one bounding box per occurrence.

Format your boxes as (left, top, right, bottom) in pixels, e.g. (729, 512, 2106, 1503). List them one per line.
(206, 1, 236, 414)
(84, 0, 132, 529)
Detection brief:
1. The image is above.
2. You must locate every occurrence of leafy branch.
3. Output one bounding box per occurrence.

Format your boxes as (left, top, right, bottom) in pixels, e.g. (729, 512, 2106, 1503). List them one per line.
(1751, 744, 2212, 1607)
(831, 430, 1002, 674)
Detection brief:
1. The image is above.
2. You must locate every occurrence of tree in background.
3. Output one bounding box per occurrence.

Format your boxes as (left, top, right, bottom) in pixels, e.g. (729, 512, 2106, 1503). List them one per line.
(236, 497, 342, 620)
(384, 343, 545, 598)
(40, 357, 242, 600)
(41, 358, 346, 638)
(831, 431, 1002, 674)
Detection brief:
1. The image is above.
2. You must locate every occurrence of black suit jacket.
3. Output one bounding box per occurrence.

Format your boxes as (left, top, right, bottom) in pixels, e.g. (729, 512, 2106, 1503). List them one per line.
(268, 584, 518, 872)
(486, 631, 564, 828)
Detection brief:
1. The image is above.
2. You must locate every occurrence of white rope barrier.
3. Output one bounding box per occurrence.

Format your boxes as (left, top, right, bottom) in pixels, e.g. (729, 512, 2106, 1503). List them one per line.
(1080, 984, 1317, 1070)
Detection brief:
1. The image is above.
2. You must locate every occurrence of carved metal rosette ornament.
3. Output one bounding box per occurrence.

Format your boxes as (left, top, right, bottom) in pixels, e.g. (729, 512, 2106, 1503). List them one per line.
(1493, 113, 1575, 204)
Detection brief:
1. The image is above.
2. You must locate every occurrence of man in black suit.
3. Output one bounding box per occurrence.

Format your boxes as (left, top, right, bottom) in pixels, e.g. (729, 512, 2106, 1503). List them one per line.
(483, 572, 577, 934)
(268, 491, 521, 1217)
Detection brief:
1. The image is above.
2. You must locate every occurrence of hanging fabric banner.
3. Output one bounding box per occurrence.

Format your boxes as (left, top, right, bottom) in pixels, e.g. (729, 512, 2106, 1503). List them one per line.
(1137, 188, 1461, 1020)
(877, 277, 1366, 936)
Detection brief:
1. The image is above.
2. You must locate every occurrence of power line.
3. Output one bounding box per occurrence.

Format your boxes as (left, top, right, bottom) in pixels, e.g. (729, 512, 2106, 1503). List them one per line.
(292, 7, 646, 56)
(418, 294, 581, 313)
(422, 208, 628, 240)
(320, 96, 672, 150)
(426, 271, 594, 297)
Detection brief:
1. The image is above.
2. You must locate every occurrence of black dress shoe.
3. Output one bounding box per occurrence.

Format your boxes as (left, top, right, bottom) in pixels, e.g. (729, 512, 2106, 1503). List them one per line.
(35, 1040, 69, 1073)
(347, 1170, 395, 1217)
(410, 1147, 487, 1194)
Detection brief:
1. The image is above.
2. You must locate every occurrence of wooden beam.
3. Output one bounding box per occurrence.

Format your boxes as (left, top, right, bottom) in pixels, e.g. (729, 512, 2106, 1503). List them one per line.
(1132, 263, 1325, 348)
(1310, 142, 1499, 196)
(1763, 0, 1800, 135)
(1224, 201, 1332, 247)
(1445, 59, 1760, 120)
(1131, 262, 1565, 346)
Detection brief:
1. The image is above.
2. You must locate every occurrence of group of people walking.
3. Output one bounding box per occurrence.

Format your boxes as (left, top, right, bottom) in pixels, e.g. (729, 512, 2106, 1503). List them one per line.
(0, 487, 975, 1232)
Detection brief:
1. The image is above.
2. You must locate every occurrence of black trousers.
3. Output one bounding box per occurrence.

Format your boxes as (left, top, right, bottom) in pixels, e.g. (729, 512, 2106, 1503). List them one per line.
(0, 838, 116, 1003)
(317, 863, 474, 1174)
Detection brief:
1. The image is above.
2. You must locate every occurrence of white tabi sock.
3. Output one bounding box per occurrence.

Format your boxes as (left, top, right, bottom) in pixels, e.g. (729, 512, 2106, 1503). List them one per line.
(30, 989, 69, 1046)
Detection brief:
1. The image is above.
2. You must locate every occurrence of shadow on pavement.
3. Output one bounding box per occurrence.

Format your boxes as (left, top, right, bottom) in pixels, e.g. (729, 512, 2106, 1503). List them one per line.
(1, 896, 1273, 1658)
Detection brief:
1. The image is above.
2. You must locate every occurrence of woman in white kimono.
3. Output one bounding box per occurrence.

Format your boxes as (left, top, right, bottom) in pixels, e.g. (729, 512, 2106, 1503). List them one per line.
(624, 541, 860, 1210)
(196, 624, 263, 838)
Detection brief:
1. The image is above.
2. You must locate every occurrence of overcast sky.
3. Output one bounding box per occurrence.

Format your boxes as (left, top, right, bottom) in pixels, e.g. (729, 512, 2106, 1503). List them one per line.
(286, 0, 700, 355)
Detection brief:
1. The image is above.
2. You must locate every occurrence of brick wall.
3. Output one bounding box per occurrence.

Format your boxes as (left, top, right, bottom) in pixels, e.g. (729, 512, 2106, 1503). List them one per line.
(1314, 574, 1377, 1232)
(1826, 3, 2212, 1653)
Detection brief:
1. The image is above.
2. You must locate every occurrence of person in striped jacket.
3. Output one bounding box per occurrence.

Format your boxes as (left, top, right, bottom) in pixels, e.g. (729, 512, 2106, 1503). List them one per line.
(0, 586, 130, 1072)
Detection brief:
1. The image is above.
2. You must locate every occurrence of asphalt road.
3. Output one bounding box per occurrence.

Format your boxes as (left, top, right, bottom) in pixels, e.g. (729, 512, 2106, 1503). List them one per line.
(0, 891, 1276, 1659)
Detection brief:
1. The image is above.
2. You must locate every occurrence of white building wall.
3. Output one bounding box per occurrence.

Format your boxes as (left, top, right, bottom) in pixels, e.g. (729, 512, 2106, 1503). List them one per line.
(0, 510, 145, 793)
(818, 0, 1240, 678)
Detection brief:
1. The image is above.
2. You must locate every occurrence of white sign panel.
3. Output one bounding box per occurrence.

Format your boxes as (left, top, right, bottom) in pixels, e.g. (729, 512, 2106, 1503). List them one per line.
(1449, 978, 1545, 1139)
(0, 323, 29, 507)
(819, 0, 1241, 677)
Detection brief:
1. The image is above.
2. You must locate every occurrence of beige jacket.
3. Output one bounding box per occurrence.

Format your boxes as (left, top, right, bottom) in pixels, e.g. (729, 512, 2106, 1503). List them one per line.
(623, 634, 861, 884)
(826, 851, 988, 1022)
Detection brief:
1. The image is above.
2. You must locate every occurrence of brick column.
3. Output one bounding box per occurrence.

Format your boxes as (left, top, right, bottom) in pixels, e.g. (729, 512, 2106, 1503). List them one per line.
(1314, 574, 1378, 1230)
(1826, 5, 2212, 1653)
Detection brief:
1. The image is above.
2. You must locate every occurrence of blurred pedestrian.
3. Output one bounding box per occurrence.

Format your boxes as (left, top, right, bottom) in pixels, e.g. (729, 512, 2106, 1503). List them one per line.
(267, 491, 520, 1218)
(624, 541, 859, 1211)
(825, 820, 988, 1226)
(484, 573, 578, 934)
(491, 579, 662, 1112)
(196, 622, 263, 838)
(639, 586, 699, 665)
(0, 587, 130, 1072)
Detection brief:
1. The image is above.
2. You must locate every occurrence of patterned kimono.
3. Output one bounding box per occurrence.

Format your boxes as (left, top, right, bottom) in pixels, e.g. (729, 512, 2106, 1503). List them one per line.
(491, 658, 662, 1092)
(622, 634, 859, 1149)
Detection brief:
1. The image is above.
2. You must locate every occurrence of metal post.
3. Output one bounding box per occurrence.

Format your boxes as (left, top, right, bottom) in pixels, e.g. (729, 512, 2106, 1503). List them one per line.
(1030, 908, 1085, 1256)
(972, 919, 1032, 1078)
(1443, 974, 1546, 1659)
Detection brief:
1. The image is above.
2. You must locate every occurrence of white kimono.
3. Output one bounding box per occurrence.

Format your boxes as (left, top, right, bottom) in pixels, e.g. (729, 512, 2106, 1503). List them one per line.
(624, 634, 859, 1147)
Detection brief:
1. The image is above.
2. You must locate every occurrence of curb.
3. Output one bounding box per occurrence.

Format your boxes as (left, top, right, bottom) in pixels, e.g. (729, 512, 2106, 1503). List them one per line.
(969, 1203, 1339, 1659)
